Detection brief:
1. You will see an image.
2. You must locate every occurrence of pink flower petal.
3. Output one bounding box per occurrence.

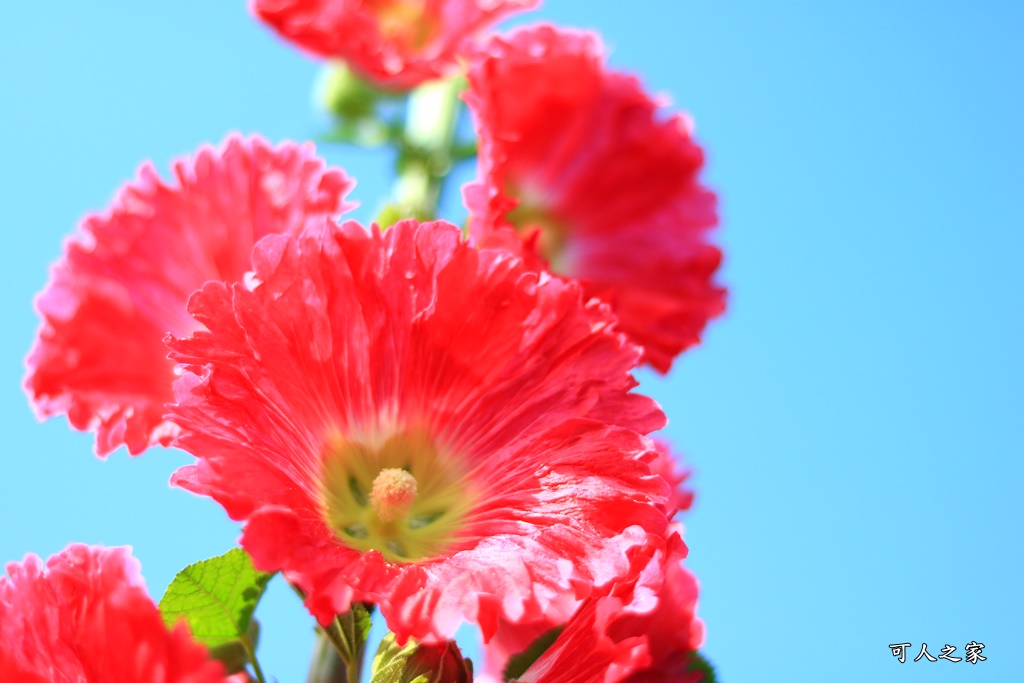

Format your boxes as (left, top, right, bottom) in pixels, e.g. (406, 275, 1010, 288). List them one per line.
(252, 0, 539, 89)
(516, 529, 704, 683)
(168, 220, 668, 641)
(0, 544, 227, 682)
(25, 134, 354, 456)
(464, 25, 726, 373)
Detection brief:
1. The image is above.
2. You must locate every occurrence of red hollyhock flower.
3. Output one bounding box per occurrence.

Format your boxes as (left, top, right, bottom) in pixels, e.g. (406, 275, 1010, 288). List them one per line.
(512, 529, 704, 683)
(25, 135, 354, 457)
(251, 0, 539, 90)
(0, 544, 226, 683)
(644, 440, 694, 519)
(463, 25, 726, 373)
(478, 440, 694, 682)
(167, 220, 669, 642)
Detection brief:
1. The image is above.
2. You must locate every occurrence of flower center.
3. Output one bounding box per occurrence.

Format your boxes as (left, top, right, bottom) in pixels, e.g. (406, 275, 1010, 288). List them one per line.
(507, 195, 571, 273)
(320, 429, 474, 562)
(365, 0, 438, 52)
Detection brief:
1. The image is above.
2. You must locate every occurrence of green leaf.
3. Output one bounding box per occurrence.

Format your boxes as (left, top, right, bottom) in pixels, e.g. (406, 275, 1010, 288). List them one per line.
(208, 639, 248, 674)
(371, 633, 472, 683)
(158, 548, 272, 649)
(206, 618, 261, 674)
(502, 626, 563, 682)
(687, 651, 717, 683)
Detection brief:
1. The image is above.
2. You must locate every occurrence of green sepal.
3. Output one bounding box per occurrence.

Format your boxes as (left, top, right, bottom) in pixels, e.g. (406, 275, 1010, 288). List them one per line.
(371, 632, 473, 683)
(688, 650, 717, 683)
(325, 603, 373, 668)
(158, 548, 272, 649)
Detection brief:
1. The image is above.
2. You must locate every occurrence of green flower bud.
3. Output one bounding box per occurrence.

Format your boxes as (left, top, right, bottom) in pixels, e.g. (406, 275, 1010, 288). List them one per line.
(371, 632, 473, 683)
(321, 62, 388, 121)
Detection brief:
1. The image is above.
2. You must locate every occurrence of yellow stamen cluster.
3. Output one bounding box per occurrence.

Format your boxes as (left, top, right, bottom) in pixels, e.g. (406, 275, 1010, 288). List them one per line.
(320, 429, 476, 563)
(371, 468, 418, 522)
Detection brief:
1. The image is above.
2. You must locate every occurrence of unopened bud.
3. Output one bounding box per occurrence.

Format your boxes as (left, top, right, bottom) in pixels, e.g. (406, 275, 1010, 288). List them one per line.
(370, 633, 472, 683)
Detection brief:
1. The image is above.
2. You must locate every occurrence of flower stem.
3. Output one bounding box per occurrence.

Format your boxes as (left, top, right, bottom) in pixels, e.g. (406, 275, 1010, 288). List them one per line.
(242, 635, 268, 683)
(294, 583, 358, 683)
(308, 632, 349, 683)
(392, 76, 465, 221)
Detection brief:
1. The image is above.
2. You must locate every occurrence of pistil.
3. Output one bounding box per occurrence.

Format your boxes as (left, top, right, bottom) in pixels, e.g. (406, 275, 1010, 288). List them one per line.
(371, 468, 418, 522)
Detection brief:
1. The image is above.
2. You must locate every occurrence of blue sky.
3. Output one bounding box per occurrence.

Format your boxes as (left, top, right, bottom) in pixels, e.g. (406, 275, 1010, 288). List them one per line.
(2, 2, 1021, 681)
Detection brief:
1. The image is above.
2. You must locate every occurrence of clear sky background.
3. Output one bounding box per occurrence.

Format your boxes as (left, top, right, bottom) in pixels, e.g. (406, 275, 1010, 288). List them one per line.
(2, 2, 1021, 682)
